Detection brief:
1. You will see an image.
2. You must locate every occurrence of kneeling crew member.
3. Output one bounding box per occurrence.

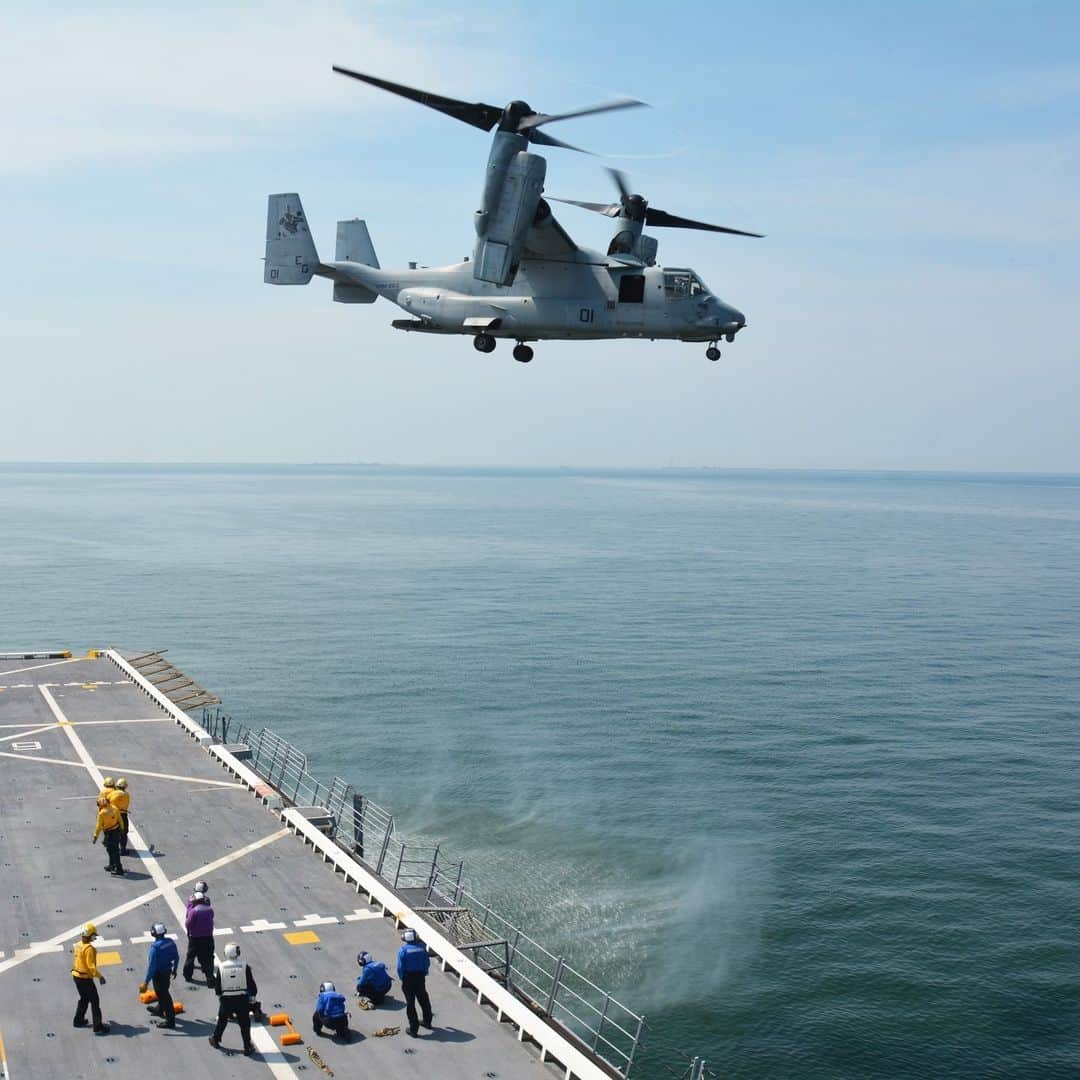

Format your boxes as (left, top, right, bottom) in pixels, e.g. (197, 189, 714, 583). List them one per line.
(210, 942, 256, 1055)
(356, 951, 392, 1005)
(396, 928, 433, 1037)
(140, 923, 179, 1028)
(183, 890, 215, 983)
(72, 923, 109, 1034)
(313, 981, 349, 1037)
(92, 796, 125, 876)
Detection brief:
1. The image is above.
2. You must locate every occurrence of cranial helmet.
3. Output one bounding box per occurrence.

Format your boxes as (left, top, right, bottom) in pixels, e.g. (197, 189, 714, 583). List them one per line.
(224, 942, 241, 960)
(151, 923, 167, 938)
(83, 922, 98, 939)
(195, 880, 209, 895)
(320, 981, 336, 993)
(402, 929, 417, 943)
(357, 951, 373, 967)
(102, 777, 116, 788)
(115, 777, 128, 790)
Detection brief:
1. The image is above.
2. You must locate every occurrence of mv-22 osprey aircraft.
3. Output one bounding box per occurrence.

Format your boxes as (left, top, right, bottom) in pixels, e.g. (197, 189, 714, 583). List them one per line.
(264, 67, 762, 363)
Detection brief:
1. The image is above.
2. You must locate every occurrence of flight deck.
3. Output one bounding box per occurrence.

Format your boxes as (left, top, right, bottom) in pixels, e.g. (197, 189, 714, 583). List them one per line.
(0, 650, 627, 1080)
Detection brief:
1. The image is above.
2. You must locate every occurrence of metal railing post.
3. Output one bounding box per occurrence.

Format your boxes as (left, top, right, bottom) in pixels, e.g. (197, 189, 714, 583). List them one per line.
(393, 841, 407, 887)
(454, 861, 464, 905)
(375, 817, 394, 877)
(592, 993, 611, 1052)
(428, 844, 440, 887)
(624, 1013, 646, 1077)
(545, 957, 565, 1017)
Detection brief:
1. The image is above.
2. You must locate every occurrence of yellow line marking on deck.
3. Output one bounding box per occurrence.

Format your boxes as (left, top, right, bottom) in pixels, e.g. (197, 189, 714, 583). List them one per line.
(0, 1024, 10, 1080)
(284, 930, 320, 945)
(0, 749, 246, 788)
(96, 951, 122, 966)
(37, 686, 297, 1078)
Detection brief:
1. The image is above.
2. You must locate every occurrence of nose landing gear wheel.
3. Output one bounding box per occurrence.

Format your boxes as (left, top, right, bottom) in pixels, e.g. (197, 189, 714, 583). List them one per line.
(513, 343, 534, 364)
(473, 333, 496, 353)
(706, 345, 721, 362)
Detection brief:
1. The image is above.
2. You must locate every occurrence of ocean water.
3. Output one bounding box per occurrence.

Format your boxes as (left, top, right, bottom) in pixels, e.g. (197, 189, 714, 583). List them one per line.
(3, 464, 1079, 1077)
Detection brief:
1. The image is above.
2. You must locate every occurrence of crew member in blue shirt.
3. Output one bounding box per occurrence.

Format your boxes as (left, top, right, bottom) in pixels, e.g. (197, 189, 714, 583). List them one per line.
(139, 923, 180, 1028)
(312, 981, 349, 1037)
(396, 928, 433, 1037)
(356, 951, 393, 1006)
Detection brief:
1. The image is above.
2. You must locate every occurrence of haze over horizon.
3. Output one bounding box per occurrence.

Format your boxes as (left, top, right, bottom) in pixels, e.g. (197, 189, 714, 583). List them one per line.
(3, 2, 1078, 472)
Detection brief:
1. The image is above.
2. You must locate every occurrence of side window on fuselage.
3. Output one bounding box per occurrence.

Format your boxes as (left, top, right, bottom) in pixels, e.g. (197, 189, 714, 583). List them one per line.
(618, 275, 645, 304)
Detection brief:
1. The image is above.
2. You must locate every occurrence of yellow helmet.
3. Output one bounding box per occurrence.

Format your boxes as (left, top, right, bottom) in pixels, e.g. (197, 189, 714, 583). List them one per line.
(115, 778, 128, 790)
(83, 923, 97, 938)
(102, 777, 116, 788)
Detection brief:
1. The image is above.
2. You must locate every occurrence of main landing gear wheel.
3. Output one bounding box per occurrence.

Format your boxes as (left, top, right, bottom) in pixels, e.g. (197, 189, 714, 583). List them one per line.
(473, 333, 496, 353)
(706, 344, 721, 362)
(513, 343, 534, 363)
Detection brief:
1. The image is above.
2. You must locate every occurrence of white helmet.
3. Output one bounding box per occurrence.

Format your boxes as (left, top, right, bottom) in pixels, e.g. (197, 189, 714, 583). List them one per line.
(320, 981, 336, 993)
(150, 922, 167, 938)
(195, 880, 209, 895)
(401, 928, 417, 943)
(224, 942, 241, 960)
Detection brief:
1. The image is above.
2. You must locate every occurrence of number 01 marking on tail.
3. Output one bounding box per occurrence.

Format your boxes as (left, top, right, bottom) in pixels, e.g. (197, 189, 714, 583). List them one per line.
(579, 308, 594, 323)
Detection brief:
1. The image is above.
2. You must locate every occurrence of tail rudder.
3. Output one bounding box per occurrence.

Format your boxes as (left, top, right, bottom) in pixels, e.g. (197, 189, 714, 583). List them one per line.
(265, 194, 318, 284)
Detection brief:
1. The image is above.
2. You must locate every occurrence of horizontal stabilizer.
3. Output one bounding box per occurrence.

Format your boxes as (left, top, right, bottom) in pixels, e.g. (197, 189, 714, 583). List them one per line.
(265, 193, 317, 285)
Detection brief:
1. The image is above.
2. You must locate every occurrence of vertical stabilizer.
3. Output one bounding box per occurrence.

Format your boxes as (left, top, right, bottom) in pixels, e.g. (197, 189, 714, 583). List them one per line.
(265, 194, 318, 284)
(336, 219, 380, 267)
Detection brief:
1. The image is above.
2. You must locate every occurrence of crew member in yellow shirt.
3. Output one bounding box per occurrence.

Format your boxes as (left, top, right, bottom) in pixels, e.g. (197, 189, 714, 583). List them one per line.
(93, 796, 125, 876)
(109, 777, 132, 856)
(72, 923, 109, 1034)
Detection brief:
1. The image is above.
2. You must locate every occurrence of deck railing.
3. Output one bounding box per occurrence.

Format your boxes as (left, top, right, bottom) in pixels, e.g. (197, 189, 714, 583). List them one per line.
(199, 706, 647, 1077)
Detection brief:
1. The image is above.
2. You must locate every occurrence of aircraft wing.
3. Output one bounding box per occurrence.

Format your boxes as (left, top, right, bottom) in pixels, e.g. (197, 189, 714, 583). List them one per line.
(522, 200, 581, 262)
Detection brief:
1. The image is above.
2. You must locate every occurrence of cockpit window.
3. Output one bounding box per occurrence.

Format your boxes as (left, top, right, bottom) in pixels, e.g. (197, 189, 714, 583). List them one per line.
(665, 271, 709, 299)
(663, 273, 690, 298)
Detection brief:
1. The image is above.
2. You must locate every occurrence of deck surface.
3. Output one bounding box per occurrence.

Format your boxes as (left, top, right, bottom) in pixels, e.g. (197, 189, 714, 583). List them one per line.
(0, 653, 555, 1079)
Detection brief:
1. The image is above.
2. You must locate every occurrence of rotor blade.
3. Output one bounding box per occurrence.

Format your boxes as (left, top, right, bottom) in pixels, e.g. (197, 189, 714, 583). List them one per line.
(548, 197, 622, 217)
(645, 208, 764, 237)
(517, 97, 647, 130)
(606, 168, 632, 201)
(332, 66, 503, 132)
(529, 129, 591, 154)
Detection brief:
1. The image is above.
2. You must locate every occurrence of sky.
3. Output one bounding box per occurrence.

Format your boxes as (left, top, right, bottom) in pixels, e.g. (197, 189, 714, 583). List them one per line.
(2, 1, 1078, 470)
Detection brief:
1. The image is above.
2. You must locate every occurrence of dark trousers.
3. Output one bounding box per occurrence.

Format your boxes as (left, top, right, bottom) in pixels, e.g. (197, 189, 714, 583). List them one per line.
(401, 972, 432, 1033)
(152, 971, 175, 1023)
(120, 811, 130, 854)
(103, 828, 123, 873)
(183, 936, 214, 981)
(214, 995, 252, 1048)
(312, 1011, 348, 1035)
(73, 976, 103, 1028)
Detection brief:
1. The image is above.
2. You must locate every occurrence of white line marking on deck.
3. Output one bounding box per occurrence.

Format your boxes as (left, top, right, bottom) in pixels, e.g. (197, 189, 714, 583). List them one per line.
(240, 918, 287, 933)
(10, 742, 41, 752)
(95, 938, 123, 948)
(292, 913, 339, 927)
(0, 724, 57, 744)
(0, 658, 79, 677)
(63, 717, 170, 726)
(129, 932, 180, 945)
(212, 927, 235, 936)
(0, 1022, 12, 1080)
(343, 908, 381, 922)
(0, 749, 246, 788)
(0, 829, 287, 977)
(39, 687, 297, 1078)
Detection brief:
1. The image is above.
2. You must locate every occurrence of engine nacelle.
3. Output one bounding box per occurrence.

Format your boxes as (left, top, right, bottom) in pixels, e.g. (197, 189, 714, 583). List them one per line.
(473, 151, 546, 286)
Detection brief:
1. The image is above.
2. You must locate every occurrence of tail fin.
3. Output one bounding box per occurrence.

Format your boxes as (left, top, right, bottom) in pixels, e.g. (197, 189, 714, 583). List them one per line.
(265, 194, 317, 284)
(336, 219, 380, 267)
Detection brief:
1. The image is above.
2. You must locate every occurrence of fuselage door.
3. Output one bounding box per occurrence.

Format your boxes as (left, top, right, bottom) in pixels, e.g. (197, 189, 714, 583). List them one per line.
(616, 273, 646, 328)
